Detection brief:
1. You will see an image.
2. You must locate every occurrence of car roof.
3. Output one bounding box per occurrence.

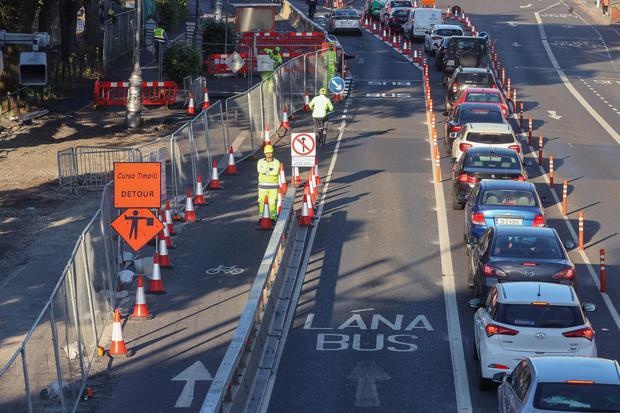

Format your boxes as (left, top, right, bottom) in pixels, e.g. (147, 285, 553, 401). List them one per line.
(390, 7, 411, 12)
(458, 102, 503, 111)
(465, 146, 520, 156)
(334, 8, 359, 15)
(464, 123, 513, 133)
(463, 88, 501, 94)
(433, 24, 462, 30)
(494, 226, 557, 237)
(456, 67, 492, 74)
(479, 179, 533, 191)
(530, 357, 620, 384)
(496, 282, 578, 306)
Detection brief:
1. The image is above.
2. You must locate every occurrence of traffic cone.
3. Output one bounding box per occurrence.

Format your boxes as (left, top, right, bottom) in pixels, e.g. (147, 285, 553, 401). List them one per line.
(299, 197, 313, 227)
(201, 87, 210, 110)
(184, 189, 197, 223)
(160, 209, 175, 249)
(308, 172, 318, 205)
(313, 158, 321, 186)
(158, 234, 173, 268)
(194, 175, 206, 205)
(276, 190, 283, 216)
(108, 309, 128, 357)
(130, 276, 153, 319)
(165, 200, 176, 235)
(187, 91, 196, 115)
(259, 195, 273, 230)
(304, 91, 311, 112)
(147, 253, 166, 294)
(278, 163, 288, 194)
(292, 166, 302, 187)
(208, 160, 223, 189)
(225, 146, 238, 175)
(304, 184, 315, 219)
(263, 124, 271, 147)
(281, 106, 290, 129)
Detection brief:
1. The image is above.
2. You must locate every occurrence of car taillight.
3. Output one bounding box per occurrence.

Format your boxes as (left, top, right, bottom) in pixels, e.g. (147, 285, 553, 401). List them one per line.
(501, 105, 508, 117)
(452, 83, 458, 93)
(485, 324, 518, 337)
(512, 175, 527, 181)
(458, 173, 478, 184)
(459, 143, 472, 152)
(532, 214, 545, 227)
(508, 145, 521, 153)
(562, 327, 594, 341)
(451, 125, 462, 132)
(483, 264, 506, 277)
(552, 267, 575, 280)
(471, 212, 485, 225)
(390, 17, 397, 21)
(432, 35, 442, 40)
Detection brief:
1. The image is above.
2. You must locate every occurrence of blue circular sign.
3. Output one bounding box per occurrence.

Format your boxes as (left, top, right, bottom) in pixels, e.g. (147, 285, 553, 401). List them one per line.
(328, 76, 346, 94)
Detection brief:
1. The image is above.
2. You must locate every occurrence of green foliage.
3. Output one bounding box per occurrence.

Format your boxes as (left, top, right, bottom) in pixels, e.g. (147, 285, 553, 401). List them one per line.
(202, 18, 238, 57)
(163, 43, 201, 84)
(155, 0, 188, 30)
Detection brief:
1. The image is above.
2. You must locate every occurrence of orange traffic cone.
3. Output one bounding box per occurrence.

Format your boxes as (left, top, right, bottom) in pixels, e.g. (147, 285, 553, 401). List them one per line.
(201, 87, 210, 110)
(147, 253, 166, 294)
(225, 146, 238, 175)
(160, 210, 175, 249)
(194, 175, 206, 205)
(304, 184, 315, 219)
(184, 189, 197, 223)
(108, 309, 128, 356)
(259, 195, 273, 230)
(308, 172, 318, 205)
(130, 276, 153, 319)
(165, 200, 176, 235)
(278, 163, 288, 194)
(313, 159, 321, 186)
(187, 92, 196, 115)
(292, 166, 302, 187)
(208, 160, 223, 189)
(276, 191, 283, 216)
(158, 234, 173, 268)
(281, 106, 290, 129)
(304, 91, 311, 112)
(299, 197, 313, 227)
(263, 124, 271, 147)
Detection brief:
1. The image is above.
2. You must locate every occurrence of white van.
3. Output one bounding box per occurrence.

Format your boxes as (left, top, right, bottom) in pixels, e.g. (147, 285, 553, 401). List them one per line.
(404, 8, 443, 40)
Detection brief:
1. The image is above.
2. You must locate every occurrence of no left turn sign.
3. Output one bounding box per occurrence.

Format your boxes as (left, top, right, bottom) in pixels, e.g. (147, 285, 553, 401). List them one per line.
(291, 133, 316, 157)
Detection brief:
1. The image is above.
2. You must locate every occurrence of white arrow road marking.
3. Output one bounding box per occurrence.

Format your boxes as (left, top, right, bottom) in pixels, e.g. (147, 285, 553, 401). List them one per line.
(512, 42, 522, 47)
(172, 361, 213, 408)
(547, 110, 562, 119)
(348, 361, 390, 407)
(507, 21, 518, 27)
(520, 3, 532, 8)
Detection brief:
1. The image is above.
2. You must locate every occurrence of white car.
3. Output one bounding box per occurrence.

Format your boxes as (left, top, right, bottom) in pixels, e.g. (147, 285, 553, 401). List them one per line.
(450, 122, 521, 161)
(424, 24, 463, 55)
(327, 8, 362, 35)
(472, 282, 597, 390)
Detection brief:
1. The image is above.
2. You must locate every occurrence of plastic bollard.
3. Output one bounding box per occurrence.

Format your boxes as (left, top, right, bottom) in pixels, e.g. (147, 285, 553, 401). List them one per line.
(562, 180, 568, 216)
(578, 211, 584, 251)
(600, 249, 606, 292)
(549, 155, 555, 186)
(538, 136, 544, 164)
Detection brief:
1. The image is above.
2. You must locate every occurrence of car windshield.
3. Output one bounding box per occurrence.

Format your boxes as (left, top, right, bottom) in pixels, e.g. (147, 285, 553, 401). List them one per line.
(491, 235, 564, 259)
(437, 29, 462, 36)
(465, 155, 520, 170)
(534, 383, 620, 411)
(459, 108, 503, 123)
(496, 304, 584, 328)
(393, 10, 409, 17)
(481, 190, 535, 206)
(465, 92, 501, 103)
(392, 0, 412, 7)
(458, 73, 494, 86)
(466, 133, 514, 144)
(336, 10, 358, 17)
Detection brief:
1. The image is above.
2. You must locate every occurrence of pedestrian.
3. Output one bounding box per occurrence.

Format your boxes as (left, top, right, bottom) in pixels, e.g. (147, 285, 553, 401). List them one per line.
(602, 0, 609, 15)
(257, 144, 281, 221)
(308, 0, 317, 20)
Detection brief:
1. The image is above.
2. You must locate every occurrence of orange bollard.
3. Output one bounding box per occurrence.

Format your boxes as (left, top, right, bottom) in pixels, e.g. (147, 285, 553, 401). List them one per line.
(512, 89, 517, 113)
(549, 155, 555, 186)
(434, 148, 441, 184)
(506, 78, 511, 99)
(528, 117, 533, 145)
(578, 211, 584, 251)
(501, 67, 506, 88)
(538, 136, 544, 164)
(432, 129, 438, 159)
(600, 249, 606, 292)
(429, 98, 433, 113)
(562, 180, 568, 216)
(519, 103, 524, 129)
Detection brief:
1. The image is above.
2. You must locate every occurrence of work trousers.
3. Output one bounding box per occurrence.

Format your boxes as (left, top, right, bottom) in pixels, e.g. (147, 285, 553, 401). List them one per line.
(258, 188, 279, 220)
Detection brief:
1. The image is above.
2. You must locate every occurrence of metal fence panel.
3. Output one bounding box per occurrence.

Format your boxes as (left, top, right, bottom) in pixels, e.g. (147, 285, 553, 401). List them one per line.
(191, 111, 210, 186)
(261, 77, 278, 144)
(225, 92, 254, 162)
(172, 124, 195, 200)
(290, 55, 306, 113)
(133, 139, 176, 203)
(74, 146, 135, 188)
(248, 85, 264, 153)
(0, 351, 28, 412)
(205, 101, 228, 170)
(103, 9, 136, 68)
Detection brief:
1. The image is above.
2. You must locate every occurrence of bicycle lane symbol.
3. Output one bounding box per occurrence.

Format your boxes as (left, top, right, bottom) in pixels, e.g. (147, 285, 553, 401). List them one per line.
(205, 265, 244, 276)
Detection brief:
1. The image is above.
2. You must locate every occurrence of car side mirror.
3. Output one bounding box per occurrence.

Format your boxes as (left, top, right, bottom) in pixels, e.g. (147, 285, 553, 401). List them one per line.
(582, 302, 596, 312)
(563, 240, 576, 250)
(468, 298, 482, 309)
(449, 132, 459, 139)
(449, 158, 456, 163)
(466, 236, 477, 246)
(493, 372, 509, 384)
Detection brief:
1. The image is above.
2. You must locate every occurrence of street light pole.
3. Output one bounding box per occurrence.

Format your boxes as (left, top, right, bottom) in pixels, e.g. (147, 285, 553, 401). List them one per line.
(126, 0, 143, 128)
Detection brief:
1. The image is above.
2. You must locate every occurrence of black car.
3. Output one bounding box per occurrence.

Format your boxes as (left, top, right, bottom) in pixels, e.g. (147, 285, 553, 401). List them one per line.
(441, 35, 488, 77)
(445, 67, 497, 111)
(444, 103, 506, 151)
(467, 226, 575, 299)
(435, 36, 451, 71)
(451, 147, 527, 209)
(384, 8, 410, 32)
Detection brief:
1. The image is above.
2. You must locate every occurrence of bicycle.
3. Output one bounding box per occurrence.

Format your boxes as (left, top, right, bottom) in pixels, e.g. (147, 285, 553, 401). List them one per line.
(205, 265, 244, 275)
(314, 116, 328, 147)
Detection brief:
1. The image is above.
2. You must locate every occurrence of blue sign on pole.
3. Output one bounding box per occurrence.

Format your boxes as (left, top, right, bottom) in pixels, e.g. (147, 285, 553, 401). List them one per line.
(328, 76, 346, 94)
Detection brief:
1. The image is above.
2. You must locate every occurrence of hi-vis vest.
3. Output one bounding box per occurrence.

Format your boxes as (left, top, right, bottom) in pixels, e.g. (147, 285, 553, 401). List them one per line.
(257, 158, 280, 188)
(154, 27, 165, 41)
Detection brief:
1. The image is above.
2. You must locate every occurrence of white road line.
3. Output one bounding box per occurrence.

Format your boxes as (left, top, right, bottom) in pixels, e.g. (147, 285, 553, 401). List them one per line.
(535, 8, 620, 144)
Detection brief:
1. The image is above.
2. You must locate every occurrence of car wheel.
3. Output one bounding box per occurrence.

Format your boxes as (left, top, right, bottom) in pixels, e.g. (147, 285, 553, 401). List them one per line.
(452, 192, 464, 210)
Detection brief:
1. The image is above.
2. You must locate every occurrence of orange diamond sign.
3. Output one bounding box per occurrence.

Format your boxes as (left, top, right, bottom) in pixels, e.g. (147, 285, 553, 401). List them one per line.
(111, 209, 164, 252)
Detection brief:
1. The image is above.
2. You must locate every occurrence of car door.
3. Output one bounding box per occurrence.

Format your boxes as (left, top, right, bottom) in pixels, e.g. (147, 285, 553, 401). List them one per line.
(464, 183, 480, 240)
(471, 228, 492, 290)
(501, 360, 527, 412)
(474, 286, 497, 353)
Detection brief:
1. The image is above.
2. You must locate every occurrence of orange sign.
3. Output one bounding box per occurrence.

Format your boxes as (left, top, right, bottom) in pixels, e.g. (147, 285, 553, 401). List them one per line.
(421, 0, 436, 6)
(114, 162, 162, 208)
(111, 208, 164, 252)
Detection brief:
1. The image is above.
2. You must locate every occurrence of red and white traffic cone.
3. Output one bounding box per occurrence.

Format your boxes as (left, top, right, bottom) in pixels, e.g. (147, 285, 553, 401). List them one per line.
(278, 163, 288, 194)
(304, 91, 311, 112)
(130, 276, 153, 319)
(304, 184, 315, 219)
(187, 91, 196, 115)
(165, 200, 176, 235)
(201, 87, 210, 110)
(108, 309, 129, 356)
(184, 189, 197, 223)
(194, 175, 206, 205)
(276, 190, 283, 216)
(281, 106, 290, 129)
(313, 159, 321, 186)
(160, 209, 175, 249)
(292, 166, 302, 187)
(158, 233, 173, 268)
(225, 146, 238, 175)
(208, 160, 223, 189)
(147, 253, 166, 294)
(299, 197, 313, 227)
(263, 124, 271, 147)
(308, 172, 318, 205)
(259, 195, 273, 230)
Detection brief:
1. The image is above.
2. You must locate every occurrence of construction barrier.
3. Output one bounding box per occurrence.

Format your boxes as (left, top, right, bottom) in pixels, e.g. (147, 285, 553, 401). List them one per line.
(93, 80, 179, 107)
(206, 51, 300, 76)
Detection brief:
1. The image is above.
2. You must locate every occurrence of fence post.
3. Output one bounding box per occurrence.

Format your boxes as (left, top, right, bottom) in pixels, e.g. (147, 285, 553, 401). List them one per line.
(48, 304, 68, 411)
(80, 239, 100, 357)
(21, 347, 33, 413)
(248, 89, 254, 153)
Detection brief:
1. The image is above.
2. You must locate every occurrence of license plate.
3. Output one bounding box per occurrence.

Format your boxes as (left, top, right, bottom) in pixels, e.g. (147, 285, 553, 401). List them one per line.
(446, 59, 455, 66)
(495, 218, 523, 225)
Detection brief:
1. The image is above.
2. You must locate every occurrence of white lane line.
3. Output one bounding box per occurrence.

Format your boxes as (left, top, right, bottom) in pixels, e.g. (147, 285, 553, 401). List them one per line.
(424, 101, 472, 409)
(259, 86, 354, 413)
(535, 9, 620, 144)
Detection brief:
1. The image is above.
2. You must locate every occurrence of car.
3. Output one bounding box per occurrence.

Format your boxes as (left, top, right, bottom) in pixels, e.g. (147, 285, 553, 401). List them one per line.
(496, 356, 620, 412)
(463, 180, 546, 243)
(450, 122, 520, 162)
(434, 36, 451, 70)
(441, 36, 488, 78)
(451, 87, 509, 118)
(366, 0, 388, 18)
(451, 147, 529, 210)
(383, 7, 411, 32)
(467, 226, 576, 299)
(403, 7, 443, 40)
(444, 103, 506, 151)
(445, 67, 497, 111)
(379, 0, 413, 24)
(424, 24, 464, 55)
(471, 282, 597, 390)
(327, 9, 362, 35)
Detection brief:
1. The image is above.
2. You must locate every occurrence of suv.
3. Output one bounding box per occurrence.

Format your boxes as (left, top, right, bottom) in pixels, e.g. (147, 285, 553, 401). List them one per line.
(445, 67, 497, 112)
(441, 36, 488, 79)
(450, 122, 520, 161)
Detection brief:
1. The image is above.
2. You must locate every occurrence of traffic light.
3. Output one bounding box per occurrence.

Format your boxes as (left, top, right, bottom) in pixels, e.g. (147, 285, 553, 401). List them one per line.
(19, 51, 47, 86)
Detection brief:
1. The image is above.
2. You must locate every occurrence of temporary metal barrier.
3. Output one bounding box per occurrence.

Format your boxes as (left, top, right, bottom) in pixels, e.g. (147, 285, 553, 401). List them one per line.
(93, 80, 179, 107)
(102, 9, 135, 68)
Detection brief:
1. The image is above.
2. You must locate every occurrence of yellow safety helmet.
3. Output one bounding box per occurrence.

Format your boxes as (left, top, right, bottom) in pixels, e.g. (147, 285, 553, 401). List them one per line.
(264, 144, 274, 154)
(320, 88, 327, 95)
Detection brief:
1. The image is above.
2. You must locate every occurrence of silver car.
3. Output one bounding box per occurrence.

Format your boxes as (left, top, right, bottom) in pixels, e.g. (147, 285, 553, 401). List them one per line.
(327, 9, 362, 35)
(496, 356, 620, 412)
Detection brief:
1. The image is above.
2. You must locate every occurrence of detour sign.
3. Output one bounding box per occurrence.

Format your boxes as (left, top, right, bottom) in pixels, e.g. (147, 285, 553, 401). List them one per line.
(114, 162, 162, 208)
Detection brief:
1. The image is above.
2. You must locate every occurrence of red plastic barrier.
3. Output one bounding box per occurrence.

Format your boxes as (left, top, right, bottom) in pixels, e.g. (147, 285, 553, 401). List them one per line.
(94, 80, 178, 107)
(206, 52, 300, 76)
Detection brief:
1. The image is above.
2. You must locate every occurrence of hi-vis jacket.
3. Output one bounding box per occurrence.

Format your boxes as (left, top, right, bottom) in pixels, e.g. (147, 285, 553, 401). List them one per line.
(309, 95, 334, 119)
(257, 158, 281, 188)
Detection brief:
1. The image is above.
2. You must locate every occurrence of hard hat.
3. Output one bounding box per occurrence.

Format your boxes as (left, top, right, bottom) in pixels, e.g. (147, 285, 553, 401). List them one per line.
(264, 144, 274, 154)
(274, 46, 280, 52)
(320, 88, 327, 95)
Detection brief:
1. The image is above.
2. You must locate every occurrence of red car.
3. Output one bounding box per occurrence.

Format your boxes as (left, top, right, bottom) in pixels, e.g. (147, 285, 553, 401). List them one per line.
(452, 87, 509, 118)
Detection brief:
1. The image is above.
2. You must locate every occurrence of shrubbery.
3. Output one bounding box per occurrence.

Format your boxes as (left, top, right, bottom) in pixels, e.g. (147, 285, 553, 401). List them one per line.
(163, 43, 201, 84)
(155, 0, 188, 30)
(202, 18, 238, 57)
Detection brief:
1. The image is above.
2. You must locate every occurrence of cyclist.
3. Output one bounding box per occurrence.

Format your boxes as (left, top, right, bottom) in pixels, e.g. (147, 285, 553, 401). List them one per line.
(309, 88, 334, 145)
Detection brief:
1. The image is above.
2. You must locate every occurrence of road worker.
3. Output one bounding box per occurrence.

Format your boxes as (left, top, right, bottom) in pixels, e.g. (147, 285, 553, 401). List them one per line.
(257, 144, 281, 221)
(261, 47, 283, 81)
